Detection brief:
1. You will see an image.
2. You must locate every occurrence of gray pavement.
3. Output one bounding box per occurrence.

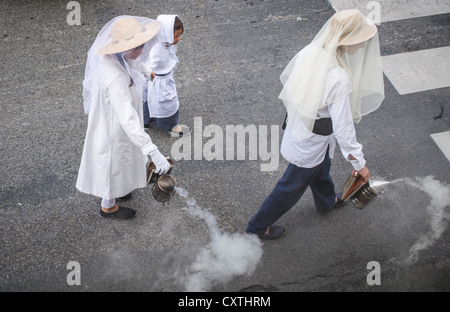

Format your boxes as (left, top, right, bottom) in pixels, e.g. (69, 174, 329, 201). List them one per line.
(1, 0, 449, 293)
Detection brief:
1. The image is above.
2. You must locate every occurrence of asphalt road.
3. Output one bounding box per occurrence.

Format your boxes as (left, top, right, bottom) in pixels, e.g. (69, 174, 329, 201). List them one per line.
(1, 0, 449, 293)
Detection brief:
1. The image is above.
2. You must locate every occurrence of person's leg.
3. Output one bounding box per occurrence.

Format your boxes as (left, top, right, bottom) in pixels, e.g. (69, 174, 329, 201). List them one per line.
(309, 151, 336, 212)
(101, 198, 117, 213)
(246, 163, 322, 235)
(155, 111, 179, 131)
(143, 100, 151, 129)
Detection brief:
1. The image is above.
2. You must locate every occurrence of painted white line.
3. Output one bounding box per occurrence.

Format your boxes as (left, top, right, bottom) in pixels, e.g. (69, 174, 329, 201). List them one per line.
(381, 47, 450, 95)
(431, 131, 450, 162)
(329, 0, 450, 23)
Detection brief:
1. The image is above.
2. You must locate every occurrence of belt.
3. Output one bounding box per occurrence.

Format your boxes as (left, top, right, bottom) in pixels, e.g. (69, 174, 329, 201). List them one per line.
(155, 70, 172, 77)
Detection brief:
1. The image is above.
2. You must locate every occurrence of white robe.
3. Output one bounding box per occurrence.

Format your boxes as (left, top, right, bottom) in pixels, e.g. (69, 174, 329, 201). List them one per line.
(76, 55, 157, 200)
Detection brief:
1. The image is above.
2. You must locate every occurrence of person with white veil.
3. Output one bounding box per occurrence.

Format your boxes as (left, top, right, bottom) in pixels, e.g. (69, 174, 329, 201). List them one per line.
(76, 16, 171, 220)
(246, 9, 385, 239)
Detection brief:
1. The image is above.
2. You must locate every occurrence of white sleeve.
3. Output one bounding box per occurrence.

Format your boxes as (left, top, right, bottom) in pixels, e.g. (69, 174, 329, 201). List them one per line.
(147, 44, 161, 73)
(108, 77, 158, 155)
(328, 95, 366, 170)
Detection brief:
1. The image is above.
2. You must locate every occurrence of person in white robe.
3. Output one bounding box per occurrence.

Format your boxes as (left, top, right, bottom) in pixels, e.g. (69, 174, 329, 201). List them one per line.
(142, 15, 188, 136)
(246, 9, 385, 239)
(76, 16, 171, 220)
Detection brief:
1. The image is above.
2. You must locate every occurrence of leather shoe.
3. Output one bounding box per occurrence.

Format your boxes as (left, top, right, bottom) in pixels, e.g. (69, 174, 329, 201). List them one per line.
(247, 225, 286, 240)
(334, 192, 346, 208)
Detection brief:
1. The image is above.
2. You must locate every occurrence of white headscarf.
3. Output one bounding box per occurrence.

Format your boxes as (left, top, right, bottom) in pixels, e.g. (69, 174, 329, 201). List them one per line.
(156, 14, 178, 45)
(279, 9, 384, 135)
(82, 16, 161, 114)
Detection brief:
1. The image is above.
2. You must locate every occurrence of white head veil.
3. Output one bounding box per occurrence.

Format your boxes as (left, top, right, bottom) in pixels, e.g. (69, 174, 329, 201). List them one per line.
(156, 14, 179, 44)
(154, 14, 180, 65)
(279, 9, 384, 135)
(82, 16, 161, 114)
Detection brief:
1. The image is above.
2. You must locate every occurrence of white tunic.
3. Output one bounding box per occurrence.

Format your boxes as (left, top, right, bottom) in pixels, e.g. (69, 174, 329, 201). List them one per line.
(146, 41, 179, 118)
(280, 65, 366, 171)
(76, 55, 157, 200)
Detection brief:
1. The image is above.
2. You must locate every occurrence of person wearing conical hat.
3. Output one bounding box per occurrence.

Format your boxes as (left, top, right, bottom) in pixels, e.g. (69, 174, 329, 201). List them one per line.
(76, 16, 171, 220)
(246, 9, 385, 239)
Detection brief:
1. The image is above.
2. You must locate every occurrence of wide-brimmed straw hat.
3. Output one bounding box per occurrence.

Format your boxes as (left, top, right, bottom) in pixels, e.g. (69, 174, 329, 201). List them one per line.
(332, 9, 377, 46)
(97, 17, 161, 55)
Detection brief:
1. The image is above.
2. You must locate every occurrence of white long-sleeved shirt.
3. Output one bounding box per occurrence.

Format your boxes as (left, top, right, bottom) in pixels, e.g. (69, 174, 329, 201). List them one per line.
(280, 66, 366, 171)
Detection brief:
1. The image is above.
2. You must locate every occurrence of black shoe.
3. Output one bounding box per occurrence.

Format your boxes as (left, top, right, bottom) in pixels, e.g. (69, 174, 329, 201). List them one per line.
(334, 198, 346, 208)
(144, 124, 151, 130)
(246, 225, 286, 240)
(117, 192, 132, 201)
(334, 192, 346, 208)
(100, 206, 136, 220)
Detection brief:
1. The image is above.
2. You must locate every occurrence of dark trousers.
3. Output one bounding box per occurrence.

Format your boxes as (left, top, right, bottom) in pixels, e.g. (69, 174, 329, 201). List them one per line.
(246, 151, 335, 234)
(143, 100, 179, 130)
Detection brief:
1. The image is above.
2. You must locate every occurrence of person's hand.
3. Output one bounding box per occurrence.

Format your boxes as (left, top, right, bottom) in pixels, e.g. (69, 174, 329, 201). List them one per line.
(149, 149, 170, 175)
(150, 71, 155, 82)
(351, 166, 370, 184)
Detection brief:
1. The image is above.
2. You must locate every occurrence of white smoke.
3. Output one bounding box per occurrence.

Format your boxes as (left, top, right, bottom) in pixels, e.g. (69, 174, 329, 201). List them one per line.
(401, 176, 450, 265)
(175, 187, 263, 291)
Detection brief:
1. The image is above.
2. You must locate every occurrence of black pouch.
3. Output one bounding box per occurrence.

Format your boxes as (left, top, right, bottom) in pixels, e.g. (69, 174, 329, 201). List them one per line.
(282, 113, 288, 130)
(312, 118, 333, 136)
(282, 113, 333, 136)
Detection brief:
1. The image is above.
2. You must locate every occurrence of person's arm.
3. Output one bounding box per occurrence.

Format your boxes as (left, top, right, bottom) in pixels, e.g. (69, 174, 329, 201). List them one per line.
(108, 77, 157, 154)
(329, 95, 370, 183)
(147, 43, 161, 81)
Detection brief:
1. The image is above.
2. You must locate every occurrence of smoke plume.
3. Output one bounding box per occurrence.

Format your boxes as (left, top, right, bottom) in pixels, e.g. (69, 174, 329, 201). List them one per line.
(176, 187, 263, 291)
(402, 176, 450, 265)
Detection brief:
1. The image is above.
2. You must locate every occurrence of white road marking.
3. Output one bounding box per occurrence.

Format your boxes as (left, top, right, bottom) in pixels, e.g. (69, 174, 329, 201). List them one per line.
(431, 131, 450, 162)
(382, 47, 450, 95)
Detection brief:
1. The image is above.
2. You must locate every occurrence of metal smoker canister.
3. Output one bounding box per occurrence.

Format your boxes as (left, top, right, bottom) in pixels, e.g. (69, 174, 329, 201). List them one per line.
(351, 183, 378, 208)
(342, 173, 390, 209)
(152, 174, 178, 204)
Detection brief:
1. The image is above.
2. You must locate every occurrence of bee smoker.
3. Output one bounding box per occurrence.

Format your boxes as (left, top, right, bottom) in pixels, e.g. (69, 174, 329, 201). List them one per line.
(342, 172, 390, 209)
(147, 157, 177, 204)
(152, 174, 178, 204)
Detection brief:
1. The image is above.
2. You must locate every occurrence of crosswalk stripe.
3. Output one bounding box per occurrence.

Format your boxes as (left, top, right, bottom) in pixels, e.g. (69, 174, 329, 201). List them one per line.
(328, 0, 450, 23)
(382, 46, 450, 95)
(431, 131, 450, 162)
